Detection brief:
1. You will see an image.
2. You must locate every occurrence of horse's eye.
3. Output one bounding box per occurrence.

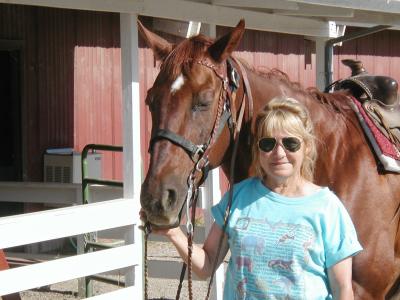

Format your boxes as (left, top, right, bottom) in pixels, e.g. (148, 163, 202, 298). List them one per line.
(192, 89, 214, 112)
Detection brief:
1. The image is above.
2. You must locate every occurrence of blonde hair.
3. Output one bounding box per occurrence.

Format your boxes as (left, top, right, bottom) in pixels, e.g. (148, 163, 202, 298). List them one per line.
(252, 97, 317, 181)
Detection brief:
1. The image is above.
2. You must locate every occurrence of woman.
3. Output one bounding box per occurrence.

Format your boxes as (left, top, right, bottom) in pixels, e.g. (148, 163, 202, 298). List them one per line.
(146, 97, 363, 299)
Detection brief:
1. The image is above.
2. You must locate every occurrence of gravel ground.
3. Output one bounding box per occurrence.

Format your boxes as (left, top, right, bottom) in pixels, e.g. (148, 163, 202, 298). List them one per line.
(19, 277, 209, 300)
(14, 240, 227, 300)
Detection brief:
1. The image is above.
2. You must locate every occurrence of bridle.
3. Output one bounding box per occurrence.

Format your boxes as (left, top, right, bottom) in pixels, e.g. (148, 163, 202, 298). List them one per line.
(149, 58, 237, 182)
(143, 56, 253, 300)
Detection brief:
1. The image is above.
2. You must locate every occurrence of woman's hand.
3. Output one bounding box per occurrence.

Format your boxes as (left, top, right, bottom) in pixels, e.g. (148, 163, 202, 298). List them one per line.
(139, 209, 182, 238)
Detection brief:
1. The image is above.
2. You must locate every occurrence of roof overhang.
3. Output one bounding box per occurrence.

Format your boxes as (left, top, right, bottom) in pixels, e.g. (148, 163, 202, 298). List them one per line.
(1, 0, 399, 37)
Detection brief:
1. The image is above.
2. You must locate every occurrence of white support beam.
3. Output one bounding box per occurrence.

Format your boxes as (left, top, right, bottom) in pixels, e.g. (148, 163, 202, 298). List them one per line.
(211, 0, 300, 10)
(274, 5, 354, 17)
(314, 38, 328, 91)
(199, 23, 224, 300)
(0, 0, 331, 37)
(287, 0, 400, 14)
(186, 21, 202, 38)
(334, 10, 400, 28)
(153, 19, 191, 37)
(120, 13, 143, 295)
(201, 170, 224, 300)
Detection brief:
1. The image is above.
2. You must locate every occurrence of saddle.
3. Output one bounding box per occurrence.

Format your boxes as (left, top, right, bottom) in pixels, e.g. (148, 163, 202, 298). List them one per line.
(334, 59, 400, 147)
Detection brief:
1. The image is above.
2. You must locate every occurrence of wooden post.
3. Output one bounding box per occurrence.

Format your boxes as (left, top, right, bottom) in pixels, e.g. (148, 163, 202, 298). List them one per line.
(120, 13, 143, 299)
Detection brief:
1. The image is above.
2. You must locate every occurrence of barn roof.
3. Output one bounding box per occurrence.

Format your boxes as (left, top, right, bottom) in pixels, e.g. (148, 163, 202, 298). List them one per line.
(1, 0, 400, 37)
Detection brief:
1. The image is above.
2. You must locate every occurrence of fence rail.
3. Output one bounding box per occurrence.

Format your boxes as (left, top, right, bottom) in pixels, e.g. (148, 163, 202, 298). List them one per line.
(0, 198, 138, 298)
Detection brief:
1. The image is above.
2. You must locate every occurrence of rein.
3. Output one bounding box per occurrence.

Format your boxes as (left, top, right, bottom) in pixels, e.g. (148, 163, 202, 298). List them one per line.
(143, 56, 253, 300)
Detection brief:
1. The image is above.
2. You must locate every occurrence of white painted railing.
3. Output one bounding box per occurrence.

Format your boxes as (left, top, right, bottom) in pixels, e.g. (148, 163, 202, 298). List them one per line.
(0, 198, 139, 299)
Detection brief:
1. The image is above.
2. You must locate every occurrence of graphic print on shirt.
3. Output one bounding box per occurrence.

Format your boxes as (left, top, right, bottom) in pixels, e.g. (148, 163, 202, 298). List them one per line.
(235, 277, 270, 300)
(236, 256, 253, 272)
(241, 235, 265, 255)
(232, 217, 316, 299)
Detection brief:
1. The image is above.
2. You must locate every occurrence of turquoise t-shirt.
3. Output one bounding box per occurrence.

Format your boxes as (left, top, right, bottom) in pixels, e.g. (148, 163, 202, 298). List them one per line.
(211, 177, 363, 300)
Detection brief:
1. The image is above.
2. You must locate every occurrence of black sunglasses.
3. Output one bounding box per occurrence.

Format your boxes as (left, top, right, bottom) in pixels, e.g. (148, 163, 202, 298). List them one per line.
(258, 137, 302, 153)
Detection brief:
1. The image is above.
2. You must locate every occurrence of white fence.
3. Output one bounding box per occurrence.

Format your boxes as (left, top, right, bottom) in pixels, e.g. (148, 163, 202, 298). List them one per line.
(0, 173, 225, 300)
(0, 198, 139, 298)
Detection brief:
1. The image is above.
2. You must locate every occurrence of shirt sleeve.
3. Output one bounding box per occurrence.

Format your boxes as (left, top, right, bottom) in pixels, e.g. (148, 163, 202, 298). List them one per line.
(324, 196, 363, 269)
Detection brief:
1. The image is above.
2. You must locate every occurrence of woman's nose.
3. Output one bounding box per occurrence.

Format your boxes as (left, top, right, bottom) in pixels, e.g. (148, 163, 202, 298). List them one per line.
(274, 143, 286, 155)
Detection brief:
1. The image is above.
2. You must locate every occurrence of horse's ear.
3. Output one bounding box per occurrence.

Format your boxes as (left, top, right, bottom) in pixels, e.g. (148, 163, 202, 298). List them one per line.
(208, 19, 245, 63)
(137, 20, 173, 61)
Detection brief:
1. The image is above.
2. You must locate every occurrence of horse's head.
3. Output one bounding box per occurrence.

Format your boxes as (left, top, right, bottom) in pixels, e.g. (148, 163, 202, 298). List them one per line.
(139, 20, 245, 227)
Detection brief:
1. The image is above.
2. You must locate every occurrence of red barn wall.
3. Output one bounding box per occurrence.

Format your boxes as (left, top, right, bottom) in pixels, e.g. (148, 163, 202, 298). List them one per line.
(0, 4, 122, 181)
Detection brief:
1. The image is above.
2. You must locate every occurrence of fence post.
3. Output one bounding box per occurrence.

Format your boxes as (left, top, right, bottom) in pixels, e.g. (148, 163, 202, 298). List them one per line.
(201, 168, 224, 300)
(120, 13, 143, 299)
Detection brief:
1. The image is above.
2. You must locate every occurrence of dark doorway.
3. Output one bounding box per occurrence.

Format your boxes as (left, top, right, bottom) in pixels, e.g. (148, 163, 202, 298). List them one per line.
(0, 50, 22, 181)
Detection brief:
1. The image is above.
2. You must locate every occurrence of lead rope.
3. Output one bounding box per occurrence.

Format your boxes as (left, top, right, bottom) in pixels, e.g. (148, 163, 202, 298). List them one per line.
(204, 57, 251, 300)
(143, 223, 151, 300)
(186, 174, 195, 300)
(175, 61, 229, 300)
(187, 204, 197, 300)
(204, 85, 246, 300)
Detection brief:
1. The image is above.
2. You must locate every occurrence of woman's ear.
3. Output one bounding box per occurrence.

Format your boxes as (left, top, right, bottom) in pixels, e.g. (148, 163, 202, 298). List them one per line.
(304, 140, 312, 156)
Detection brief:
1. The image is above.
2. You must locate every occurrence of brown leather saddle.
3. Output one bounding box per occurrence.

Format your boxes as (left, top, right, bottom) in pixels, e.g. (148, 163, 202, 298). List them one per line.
(333, 59, 400, 146)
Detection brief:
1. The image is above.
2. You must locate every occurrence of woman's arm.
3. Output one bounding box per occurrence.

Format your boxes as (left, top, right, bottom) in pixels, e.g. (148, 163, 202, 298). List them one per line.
(327, 257, 354, 300)
(156, 222, 229, 280)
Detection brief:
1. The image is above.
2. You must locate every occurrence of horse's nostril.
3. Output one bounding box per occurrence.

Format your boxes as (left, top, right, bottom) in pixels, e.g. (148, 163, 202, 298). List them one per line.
(161, 189, 177, 210)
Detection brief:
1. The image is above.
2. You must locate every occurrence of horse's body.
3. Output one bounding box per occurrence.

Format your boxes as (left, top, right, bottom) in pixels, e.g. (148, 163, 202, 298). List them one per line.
(139, 20, 400, 299)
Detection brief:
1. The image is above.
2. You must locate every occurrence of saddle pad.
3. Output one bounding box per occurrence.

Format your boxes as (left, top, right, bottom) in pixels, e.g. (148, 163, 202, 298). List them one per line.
(349, 97, 400, 172)
(363, 100, 400, 143)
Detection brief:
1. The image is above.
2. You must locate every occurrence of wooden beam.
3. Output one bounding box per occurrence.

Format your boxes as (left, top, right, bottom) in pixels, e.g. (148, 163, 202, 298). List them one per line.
(0, 0, 331, 37)
(153, 19, 190, 37)
(274, 5, 354, 17)
(186, 21, 202, 38)
(334, 10, 400, 28)
(287, 0, 400, 14)
(120, 13, 142, 292)
(211, 0, 300, 10)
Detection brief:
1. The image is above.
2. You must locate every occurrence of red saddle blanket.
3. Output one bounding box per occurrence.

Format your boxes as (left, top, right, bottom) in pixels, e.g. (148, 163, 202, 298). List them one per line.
(349, 96, 400, 172)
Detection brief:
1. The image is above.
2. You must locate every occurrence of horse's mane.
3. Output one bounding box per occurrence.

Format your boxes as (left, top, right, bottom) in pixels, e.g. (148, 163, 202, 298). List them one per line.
(244, 60, 353, 114)
(159, 34, 214, 81)
(159, 36, 353, 114)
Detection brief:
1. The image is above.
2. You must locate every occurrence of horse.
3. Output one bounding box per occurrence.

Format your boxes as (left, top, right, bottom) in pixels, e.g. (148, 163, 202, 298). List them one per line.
(139, 20, 400, 299)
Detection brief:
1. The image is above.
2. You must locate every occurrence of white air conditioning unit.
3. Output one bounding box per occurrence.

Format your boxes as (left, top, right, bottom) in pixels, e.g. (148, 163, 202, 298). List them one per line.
(43, 150, 102, 183)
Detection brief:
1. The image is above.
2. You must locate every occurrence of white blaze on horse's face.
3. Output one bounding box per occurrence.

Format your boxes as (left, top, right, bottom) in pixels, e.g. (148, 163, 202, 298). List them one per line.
(170, 74, 185, 94)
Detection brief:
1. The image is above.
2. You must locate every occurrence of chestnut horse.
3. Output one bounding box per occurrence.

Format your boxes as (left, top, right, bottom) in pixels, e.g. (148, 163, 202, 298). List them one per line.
(139, 20, 400, 299)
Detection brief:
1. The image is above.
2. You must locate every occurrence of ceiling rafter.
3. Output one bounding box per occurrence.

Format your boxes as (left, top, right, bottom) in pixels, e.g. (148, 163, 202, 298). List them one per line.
(286, 0, 400, 14)
(0, 0, 332, 37)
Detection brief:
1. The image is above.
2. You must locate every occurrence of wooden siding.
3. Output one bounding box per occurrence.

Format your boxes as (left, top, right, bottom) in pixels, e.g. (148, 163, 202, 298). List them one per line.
(73, 11, 122, 181)
(217, 27, 316, 88)
(0, 4, 122, 181)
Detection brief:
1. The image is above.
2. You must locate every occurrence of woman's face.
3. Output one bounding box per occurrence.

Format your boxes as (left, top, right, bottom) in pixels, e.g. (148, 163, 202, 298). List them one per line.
(258, 131, 305, 183)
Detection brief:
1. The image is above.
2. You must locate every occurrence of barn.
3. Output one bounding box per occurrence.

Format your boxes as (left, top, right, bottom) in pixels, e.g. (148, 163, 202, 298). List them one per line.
(0, 0, 400, 299)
